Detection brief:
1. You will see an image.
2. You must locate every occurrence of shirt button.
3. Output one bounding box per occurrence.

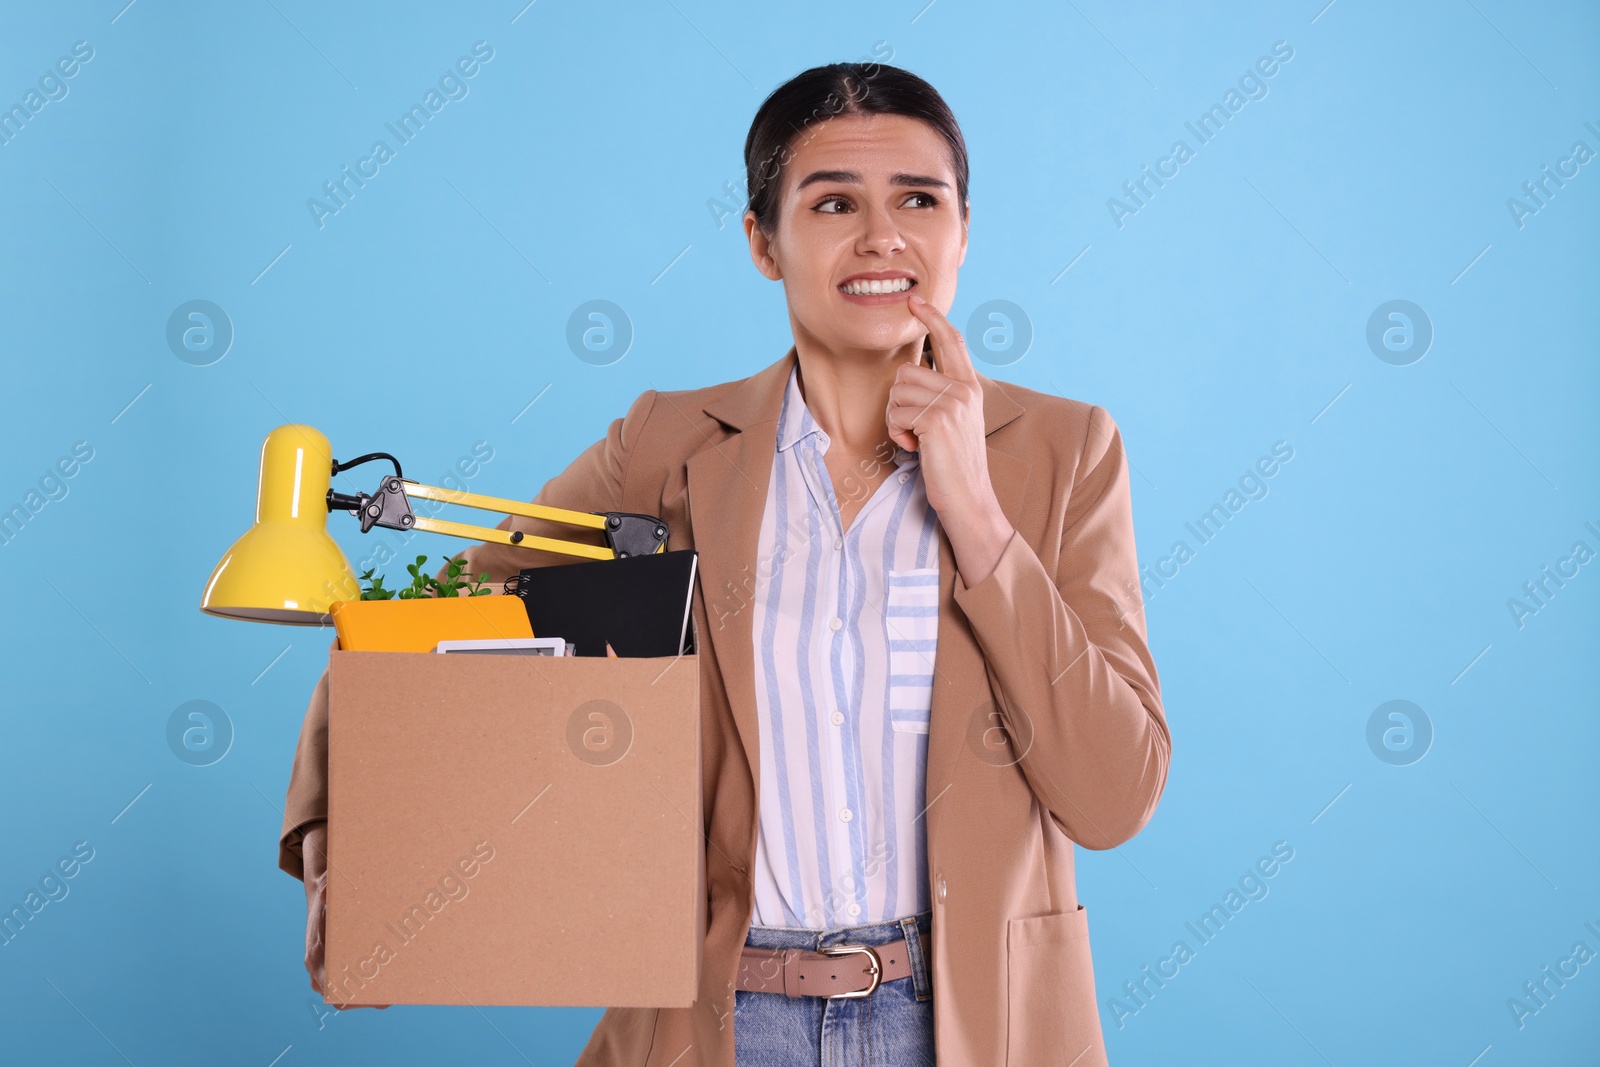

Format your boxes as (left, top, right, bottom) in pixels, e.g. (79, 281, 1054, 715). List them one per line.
(831, 711, 844, 725)
(936, 875, 947, 901)
(898, 472, 910, 484)
(846, 902, 861, 917)
(839, 807, 853, 823)
(829, 617, 842, 631)
(834, 540, 842, 551)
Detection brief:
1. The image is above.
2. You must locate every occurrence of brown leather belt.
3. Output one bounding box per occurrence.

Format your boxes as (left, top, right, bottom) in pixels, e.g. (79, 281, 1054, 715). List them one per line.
(736, 930, 927, 998)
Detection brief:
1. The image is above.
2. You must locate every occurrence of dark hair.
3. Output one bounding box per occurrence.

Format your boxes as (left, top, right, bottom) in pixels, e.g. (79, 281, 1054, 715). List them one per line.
(743, 62, 969, 236)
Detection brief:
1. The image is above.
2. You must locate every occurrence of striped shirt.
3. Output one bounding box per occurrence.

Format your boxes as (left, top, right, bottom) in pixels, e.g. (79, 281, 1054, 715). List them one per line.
(749, 363, 941, 930)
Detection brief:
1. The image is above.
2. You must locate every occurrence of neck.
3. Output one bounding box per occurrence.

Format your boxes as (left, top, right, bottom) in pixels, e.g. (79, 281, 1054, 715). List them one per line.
(789, 320, 928, 457)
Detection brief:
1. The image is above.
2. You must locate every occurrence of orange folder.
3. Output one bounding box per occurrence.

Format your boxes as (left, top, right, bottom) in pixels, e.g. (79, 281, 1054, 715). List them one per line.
(329, 595, 534, 653)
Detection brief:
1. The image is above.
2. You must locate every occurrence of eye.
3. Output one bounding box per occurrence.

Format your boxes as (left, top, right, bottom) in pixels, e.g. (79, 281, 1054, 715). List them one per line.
(813, 195, 853, 214)
(905, 192, 939, 208)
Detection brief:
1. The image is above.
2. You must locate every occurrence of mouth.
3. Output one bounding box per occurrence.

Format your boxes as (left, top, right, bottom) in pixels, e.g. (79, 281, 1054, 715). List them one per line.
(837, 271, 918, 304)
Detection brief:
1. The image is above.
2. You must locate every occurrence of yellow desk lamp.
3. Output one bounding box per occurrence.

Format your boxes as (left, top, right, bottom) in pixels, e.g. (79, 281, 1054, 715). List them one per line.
(199, 424, 668, 626)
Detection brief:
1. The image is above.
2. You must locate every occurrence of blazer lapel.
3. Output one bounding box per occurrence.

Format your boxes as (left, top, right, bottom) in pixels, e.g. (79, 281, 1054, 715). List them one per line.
(684, 346, 1028, 835)
(685, 349, 795, 815)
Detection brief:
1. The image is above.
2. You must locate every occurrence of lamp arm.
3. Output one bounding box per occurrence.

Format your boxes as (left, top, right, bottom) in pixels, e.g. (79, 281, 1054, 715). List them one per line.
(325, 474, 668, 562)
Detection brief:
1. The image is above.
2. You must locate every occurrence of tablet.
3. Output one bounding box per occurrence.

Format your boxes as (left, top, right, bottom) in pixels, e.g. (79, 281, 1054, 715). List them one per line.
(434, 637, 573, 657)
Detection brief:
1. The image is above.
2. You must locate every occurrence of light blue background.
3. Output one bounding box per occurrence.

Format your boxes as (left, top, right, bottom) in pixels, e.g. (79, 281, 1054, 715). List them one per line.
(1, 1, 1596, 1064)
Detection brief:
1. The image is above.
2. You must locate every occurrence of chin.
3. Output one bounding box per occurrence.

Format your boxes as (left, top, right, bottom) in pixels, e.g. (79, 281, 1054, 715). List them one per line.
(815, 310, 923, 349)
(830, 326, 923, 353)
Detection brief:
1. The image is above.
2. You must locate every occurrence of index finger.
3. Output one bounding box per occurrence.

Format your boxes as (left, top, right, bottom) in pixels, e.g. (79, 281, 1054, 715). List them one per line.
(908, 295, 977, 382)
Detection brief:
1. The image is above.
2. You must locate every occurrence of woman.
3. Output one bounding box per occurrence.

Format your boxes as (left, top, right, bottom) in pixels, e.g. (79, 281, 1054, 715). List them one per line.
(283, 62, 1169, 1066)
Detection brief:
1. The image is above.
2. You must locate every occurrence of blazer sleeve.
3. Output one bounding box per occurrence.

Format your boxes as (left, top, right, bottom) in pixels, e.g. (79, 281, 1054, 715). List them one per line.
(276, 388, 660, 880)
(948, 403, 1169, 851)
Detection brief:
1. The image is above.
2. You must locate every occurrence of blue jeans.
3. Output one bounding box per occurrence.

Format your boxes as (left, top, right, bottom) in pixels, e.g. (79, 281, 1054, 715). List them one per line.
(733, 909, 935, 1066)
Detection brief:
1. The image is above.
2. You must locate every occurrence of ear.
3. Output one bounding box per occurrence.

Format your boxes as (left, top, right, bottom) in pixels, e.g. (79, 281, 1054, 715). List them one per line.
(744, 210, 783, 281)
(957, 200, 970, 268)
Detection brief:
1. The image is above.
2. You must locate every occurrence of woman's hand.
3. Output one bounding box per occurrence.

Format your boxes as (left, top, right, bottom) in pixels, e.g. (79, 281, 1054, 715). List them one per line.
(302, 821, 390, 1010)
(890, 294, 1016, 586)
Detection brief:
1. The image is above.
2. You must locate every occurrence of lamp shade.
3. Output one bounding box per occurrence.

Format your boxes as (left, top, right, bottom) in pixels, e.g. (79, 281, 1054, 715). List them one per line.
(200, 424, 360, 625)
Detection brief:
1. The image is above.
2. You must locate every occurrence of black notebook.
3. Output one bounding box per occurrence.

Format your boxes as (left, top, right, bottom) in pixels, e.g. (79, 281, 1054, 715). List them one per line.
(507, 549, 699, 658)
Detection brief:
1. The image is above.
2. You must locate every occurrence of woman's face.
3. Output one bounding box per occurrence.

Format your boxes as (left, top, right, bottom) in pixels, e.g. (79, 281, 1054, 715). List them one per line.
(745, 112, 968, 358)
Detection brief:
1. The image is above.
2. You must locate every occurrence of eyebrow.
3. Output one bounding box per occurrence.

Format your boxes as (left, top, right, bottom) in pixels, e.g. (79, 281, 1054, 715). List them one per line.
(793, 169, 951, 193)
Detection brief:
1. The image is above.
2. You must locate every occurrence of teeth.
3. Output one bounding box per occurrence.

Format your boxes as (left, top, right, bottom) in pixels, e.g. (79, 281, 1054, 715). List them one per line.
(841, 277, 913, 295)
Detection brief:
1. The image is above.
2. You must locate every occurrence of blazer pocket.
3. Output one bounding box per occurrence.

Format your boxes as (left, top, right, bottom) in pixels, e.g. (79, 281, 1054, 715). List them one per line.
(884, 567, 939, 734)
(1005, 906, 1107, 1067)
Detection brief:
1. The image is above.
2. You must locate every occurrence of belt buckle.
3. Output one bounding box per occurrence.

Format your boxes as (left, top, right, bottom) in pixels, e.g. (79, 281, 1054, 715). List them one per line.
(818, 943, 883, 998)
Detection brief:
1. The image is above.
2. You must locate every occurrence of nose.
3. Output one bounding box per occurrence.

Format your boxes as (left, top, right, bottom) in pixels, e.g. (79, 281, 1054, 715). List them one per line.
(855, 201, 905, 256)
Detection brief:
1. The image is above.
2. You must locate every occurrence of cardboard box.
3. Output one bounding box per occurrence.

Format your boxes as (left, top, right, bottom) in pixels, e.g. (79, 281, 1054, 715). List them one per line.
(322, 640, 703, 1007)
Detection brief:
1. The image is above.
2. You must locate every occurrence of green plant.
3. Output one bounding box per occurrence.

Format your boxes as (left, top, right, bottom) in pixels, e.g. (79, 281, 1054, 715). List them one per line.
(358, 554, 490, 600)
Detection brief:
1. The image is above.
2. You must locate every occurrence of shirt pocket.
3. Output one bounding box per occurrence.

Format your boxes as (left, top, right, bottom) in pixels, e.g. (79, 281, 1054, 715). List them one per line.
(884, 566, 939, 734)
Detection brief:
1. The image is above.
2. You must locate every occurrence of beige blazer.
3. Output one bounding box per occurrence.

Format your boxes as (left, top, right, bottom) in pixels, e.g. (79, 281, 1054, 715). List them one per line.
(279, 346, 1170, 1066)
